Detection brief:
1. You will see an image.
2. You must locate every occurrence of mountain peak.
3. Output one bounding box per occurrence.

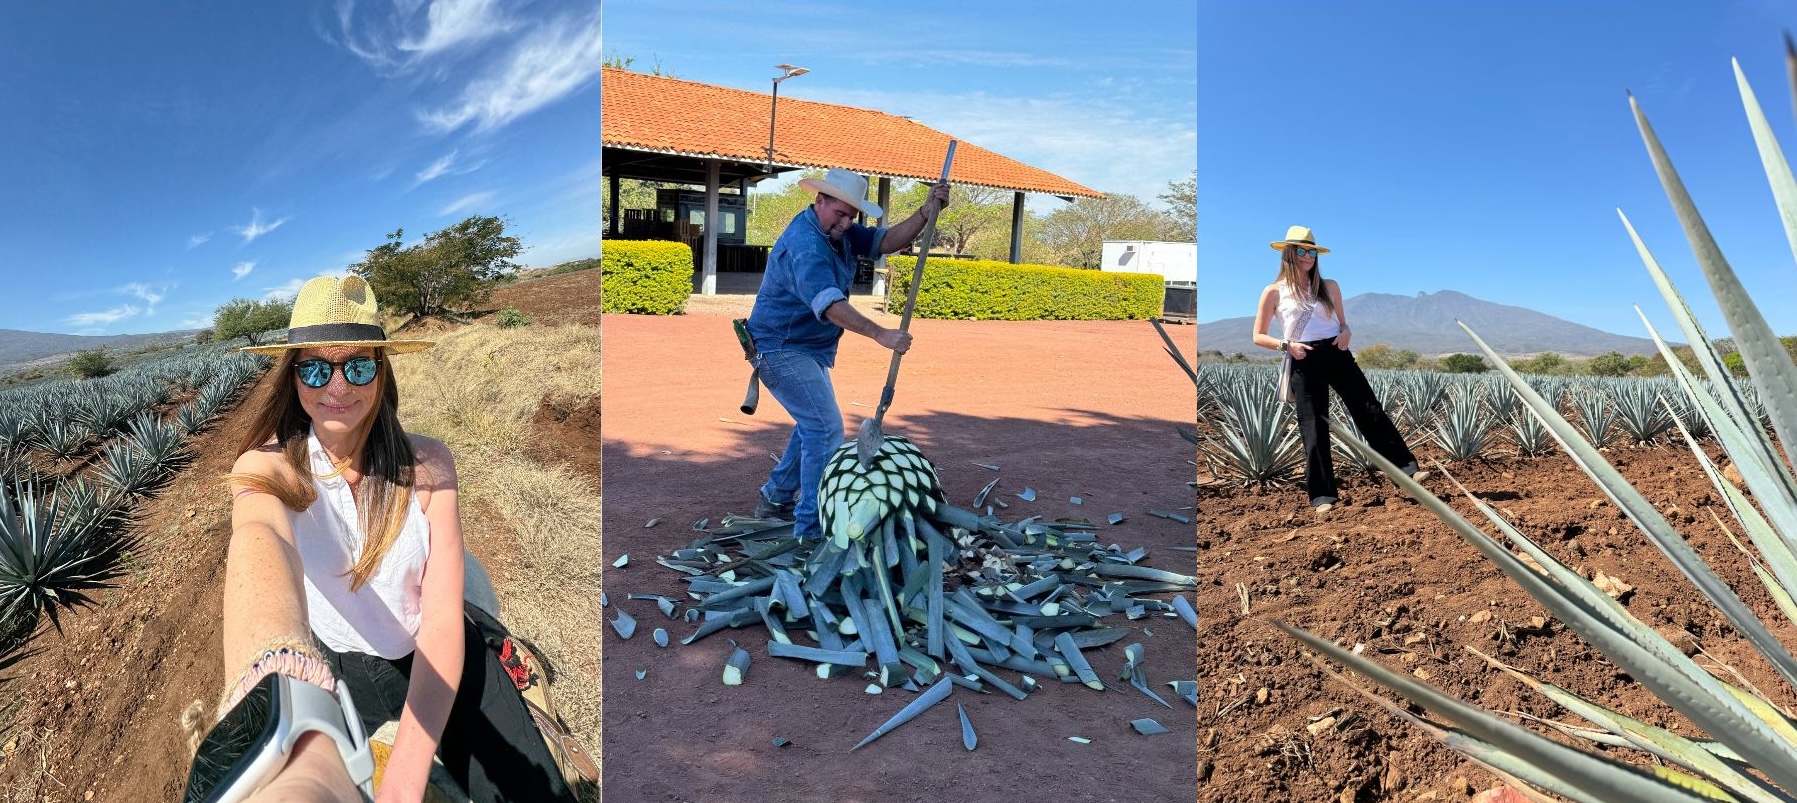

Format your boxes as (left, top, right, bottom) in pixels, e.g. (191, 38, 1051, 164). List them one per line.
(1198, 289, 1659, 358)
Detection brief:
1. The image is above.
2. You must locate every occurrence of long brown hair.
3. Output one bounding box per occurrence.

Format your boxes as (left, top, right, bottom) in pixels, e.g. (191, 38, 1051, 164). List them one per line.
(1275, 246, 1337, 321)
(226, 348, 417, 592)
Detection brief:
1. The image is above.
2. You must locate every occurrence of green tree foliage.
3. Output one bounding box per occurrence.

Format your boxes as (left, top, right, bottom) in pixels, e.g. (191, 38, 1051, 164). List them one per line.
(1159, 171, 1196, 242)
(1438, 353, 1489, 373)
(66, 348, 113, 379)
(1586, 351, 1633, 377)
(745, 171, 826, 246)
(1038, 193, 1172, 268)
(1354, 344, 1423, 370)
(888, 181, 1012, 257)
(213, 298, 294, 346)
(351, 215, 522, 319)
(1723, 351, 1749, 377)
(1510, 351, 1573, 375)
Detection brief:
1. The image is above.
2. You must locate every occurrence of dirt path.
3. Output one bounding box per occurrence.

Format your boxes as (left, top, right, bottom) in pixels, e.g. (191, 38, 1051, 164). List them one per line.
(1196, 437, 1797, 801)
(600, 308, 1197, 802)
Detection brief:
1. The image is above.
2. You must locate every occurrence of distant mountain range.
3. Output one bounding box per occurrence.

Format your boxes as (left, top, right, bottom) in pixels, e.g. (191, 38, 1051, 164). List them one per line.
(1198, 290, 1663, 358)
(0, 328, 199, 376)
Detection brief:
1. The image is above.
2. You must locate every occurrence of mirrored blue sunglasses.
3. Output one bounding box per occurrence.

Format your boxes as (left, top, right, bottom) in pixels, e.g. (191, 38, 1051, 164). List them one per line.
(294, 356, 380, 388)
(1288, 247, 1318, 257)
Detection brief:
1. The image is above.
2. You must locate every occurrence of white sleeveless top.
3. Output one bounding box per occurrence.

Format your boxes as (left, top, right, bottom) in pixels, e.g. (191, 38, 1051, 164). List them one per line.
(1275, 281, 1342, 342)
(295, 430, 431, 659)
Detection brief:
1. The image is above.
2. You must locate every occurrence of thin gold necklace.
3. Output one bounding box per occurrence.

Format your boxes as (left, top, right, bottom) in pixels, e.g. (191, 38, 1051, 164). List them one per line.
(317, 450, 356, 481)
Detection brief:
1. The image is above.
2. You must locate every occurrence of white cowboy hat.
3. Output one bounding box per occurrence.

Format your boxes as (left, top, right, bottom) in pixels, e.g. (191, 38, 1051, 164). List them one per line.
(798, 168, 883, 219)
(1269, 225, 1331, 254)
(241, 275, 434, 356)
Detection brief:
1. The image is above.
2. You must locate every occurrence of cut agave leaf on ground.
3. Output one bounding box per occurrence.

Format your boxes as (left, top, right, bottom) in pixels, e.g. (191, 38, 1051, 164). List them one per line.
(1107, 512, 1125, 525)
(723, 645, 752, 686)
(1173, 595, 1198, 629)
(1017, 487, 1037, 502)
(611, 610, 637, 639)
(634, 670, 647, 680)
(973, 477, 1000, 508)
(958, 703, 977, 750)
(1169, 680, 1198, 707)
(645, 518, 660, 528)
(1131, 718, 1168, 735)
(1068, 736, 1091, 744)
(852, 676, 954, 751)
(653, 628, 669, 647)
(973, 462, 1000, 471)
(1070, 496, 1082, 505)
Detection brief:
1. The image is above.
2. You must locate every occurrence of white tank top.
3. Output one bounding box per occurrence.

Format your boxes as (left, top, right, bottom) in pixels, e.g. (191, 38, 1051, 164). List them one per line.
(295, 429, 431, 659)
(1275, 281, 1342, 342)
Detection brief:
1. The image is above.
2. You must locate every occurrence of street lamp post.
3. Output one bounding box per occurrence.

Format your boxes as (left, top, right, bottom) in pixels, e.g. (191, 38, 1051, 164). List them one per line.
(767, 64, 808, 173)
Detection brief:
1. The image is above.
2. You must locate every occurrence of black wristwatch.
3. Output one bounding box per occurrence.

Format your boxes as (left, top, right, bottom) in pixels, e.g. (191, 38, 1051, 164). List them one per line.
(1279, 338, 1290, 352)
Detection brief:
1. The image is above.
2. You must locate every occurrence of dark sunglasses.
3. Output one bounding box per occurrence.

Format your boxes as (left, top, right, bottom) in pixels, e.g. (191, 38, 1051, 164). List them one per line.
(294, 356, 380, 388)
(1288, 246, 1318, 257)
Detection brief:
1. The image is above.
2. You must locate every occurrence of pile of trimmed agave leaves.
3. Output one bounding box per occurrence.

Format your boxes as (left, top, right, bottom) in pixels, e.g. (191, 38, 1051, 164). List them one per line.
(613, 434, 1198, 750)
(1281, 44, 1797, 802)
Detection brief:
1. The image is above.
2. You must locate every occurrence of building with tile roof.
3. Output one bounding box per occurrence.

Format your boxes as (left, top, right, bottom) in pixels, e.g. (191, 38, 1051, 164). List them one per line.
(602, 67, 1103, 293)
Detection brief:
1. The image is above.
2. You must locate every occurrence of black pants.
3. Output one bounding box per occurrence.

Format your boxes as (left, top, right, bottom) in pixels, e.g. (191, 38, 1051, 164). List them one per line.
(1289, 340, 1416, 504)
(315, 617, 576, 803)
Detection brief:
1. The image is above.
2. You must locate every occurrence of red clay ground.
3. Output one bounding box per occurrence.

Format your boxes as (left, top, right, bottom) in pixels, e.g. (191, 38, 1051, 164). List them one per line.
(600, 307, 1197, 803)
(0, 271, 599, 802)
(1197, 433, 1797, 802)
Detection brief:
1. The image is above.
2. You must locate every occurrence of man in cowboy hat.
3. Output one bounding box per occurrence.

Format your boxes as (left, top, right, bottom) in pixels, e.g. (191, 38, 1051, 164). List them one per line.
(745, 167, 951, 538)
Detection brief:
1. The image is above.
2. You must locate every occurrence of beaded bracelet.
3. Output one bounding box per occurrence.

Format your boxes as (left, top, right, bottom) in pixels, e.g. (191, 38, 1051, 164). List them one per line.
(218, 639, 339, 717)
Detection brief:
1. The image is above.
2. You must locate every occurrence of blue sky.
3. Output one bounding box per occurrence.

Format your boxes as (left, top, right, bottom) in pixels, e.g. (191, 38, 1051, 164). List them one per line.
(0, 1, 600, 336)
(600, 0, 1198, 213)
(1200, 1, 1797, 341)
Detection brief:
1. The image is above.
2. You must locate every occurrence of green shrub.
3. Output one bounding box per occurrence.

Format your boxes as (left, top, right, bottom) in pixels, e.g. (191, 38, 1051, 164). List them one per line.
(496, 308, 532, 328)
(600, 240, 692, 315)
(67, 348, 114, 379)
(884, 256, 1161, 321)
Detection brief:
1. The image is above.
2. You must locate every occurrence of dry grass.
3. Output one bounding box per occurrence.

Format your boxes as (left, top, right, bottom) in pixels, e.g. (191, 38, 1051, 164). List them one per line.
(391, 323, 602, 763)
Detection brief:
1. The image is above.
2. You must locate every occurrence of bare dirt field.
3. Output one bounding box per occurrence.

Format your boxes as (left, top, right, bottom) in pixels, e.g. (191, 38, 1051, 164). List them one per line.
(1196, 434, 1797, 802)
(600, 306, 1197, 803)
(0, 269, 599, 801)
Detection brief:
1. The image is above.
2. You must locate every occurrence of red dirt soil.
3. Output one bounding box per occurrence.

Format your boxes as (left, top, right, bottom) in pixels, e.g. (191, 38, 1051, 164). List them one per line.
(600, 308, 1197, 803)
(1197, 434, 1797, 802)
(0, 271, 600, 802)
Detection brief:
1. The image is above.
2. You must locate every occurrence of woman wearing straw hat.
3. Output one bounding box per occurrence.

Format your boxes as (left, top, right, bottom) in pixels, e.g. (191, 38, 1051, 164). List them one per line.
(216, 276, 575, 801)
(1252, 226, 1426, 512)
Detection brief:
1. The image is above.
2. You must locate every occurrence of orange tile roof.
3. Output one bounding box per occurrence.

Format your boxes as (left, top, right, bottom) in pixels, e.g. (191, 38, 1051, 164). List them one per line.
(602, 67, 1103, 199)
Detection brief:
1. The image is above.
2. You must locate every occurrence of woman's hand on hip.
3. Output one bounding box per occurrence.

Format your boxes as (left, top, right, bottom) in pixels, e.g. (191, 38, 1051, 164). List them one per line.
(1287, 342, 1313, 360)
(1332, 330, 1352, 350)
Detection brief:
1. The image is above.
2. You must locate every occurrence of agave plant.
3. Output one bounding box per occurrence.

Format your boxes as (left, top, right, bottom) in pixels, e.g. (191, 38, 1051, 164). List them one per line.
(1432, 385, 1494, 462)
(1283, 48, 1797, 802)
(94, 441, 161, 498)
(1507, 407, 1556, 457)
(1196, 379, 1304, 487)
(1611, 381, 1676, 446)
(0, 482, 110, 624)
(1568, 387, 1616, 448)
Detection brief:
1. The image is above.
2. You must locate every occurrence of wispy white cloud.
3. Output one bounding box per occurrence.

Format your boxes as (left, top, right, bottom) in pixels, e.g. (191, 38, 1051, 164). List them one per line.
(118, 282, 168, 316)
(67, 304, 140, 327)
(414, 149, 486, 185)
(232, 207, 291, 244)
(182, 314, 214, 329)
(331, 0, 515, 70)
(264, 278, 307, 302)
(440, 190, 495, 217)
(396, 0, 514, 57)
(233, 261, 256, 280)
(188, 233, 212, 248)
(418, 8, 603, 133)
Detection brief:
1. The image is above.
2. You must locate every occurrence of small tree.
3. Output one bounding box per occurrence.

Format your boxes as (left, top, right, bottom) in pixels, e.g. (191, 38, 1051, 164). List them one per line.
(214, 298, 293, 345)
(1159, 170, 1196, 242)
(67, 348, 113, 379)
(1586, 350, 1633, 377)
(351, 215, 523, 319)
(1438, 352, 1489, 373)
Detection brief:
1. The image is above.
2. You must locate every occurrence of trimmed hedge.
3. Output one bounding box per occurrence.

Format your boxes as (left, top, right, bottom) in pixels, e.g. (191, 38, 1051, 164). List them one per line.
(601, 240, 692, 315)
(885, 256, 1162, 321)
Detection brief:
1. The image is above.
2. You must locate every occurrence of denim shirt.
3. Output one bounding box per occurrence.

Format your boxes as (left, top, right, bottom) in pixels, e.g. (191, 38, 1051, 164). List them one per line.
(746, 206, 886, 368)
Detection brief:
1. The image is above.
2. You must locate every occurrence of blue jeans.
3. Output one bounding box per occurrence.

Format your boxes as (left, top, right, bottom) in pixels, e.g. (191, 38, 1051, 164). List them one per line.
(755, 349, 844, 539)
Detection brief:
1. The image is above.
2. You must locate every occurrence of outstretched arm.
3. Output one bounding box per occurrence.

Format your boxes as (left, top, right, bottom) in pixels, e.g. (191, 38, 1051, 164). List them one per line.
(381, 438, 466, 803)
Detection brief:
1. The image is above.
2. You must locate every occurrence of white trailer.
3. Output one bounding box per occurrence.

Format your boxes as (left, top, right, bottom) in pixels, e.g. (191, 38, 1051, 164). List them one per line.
(1102, 240, 1196, 319)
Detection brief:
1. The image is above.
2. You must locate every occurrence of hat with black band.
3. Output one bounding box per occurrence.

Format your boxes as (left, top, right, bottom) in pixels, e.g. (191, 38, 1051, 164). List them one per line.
(241, 276, 434, 355)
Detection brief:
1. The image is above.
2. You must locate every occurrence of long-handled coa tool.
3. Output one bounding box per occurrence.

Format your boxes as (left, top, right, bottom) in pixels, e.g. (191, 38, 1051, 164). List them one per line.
(855, 140, 956, 469)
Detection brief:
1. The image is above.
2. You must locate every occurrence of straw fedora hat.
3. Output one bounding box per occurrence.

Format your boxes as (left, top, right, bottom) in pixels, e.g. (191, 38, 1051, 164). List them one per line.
(798, 168, 883, 219)
(241, 275, 434, 356)
(1269, 225, 1331, 254)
